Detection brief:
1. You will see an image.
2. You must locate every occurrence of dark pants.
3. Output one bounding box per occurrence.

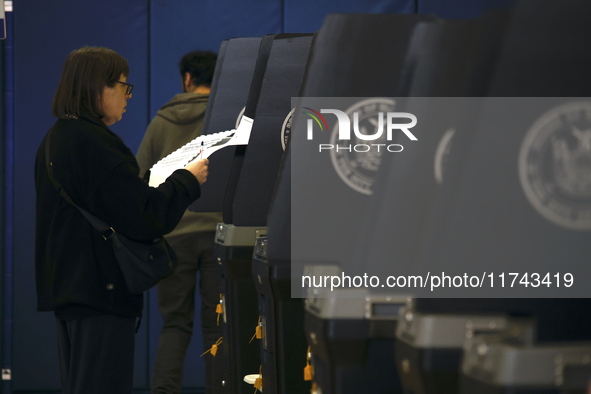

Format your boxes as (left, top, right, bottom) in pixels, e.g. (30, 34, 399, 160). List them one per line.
(56, 314, 136, 394)
(152, 231, 222, 394)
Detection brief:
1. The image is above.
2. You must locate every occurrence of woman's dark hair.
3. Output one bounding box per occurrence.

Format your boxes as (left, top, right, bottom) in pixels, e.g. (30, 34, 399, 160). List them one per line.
(52, 46, 129, 119)
(178, 51, 217, 88)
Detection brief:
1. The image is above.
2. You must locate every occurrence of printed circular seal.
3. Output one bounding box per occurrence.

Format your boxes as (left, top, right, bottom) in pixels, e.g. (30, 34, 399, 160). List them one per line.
(518, 101, 591, 231)
(329, 98, 396, 195)
(281, 108, 295, 151)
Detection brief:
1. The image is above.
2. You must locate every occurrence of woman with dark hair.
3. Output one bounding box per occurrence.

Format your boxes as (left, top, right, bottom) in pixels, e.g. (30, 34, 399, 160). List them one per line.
(34, 46, 209, 393)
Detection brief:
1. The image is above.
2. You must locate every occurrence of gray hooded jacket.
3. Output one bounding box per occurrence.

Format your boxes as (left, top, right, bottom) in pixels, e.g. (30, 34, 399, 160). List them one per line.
(136, 92, 222, 240)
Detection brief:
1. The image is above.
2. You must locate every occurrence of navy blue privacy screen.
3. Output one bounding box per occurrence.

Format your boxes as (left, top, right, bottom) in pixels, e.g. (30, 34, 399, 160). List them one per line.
(187, 37, 264, 215)
(290, 14, 437, 287)
(411, 0, 591, 334)
(232, 34, 315, 227)
(219, 35, 276, 224)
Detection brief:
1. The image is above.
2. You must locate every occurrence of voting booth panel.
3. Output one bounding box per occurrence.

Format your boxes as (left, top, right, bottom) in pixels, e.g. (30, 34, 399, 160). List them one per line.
(417, 0, 515, 19)
(460, 1, 591, 390)
(402, 11, 509, 98)
(342, 12, 512, 394)
(213, 34, 274, 394)
(252, 235, 311, 394)
(215, 32, 316, 394)
(293, 13, 437, 286)
(232, 33, 313, 228)
(394, 1, 591, 393)
(242, 33, 314, 394)
(293, 13, 440, 394)
(416, 0, 591, 333)
(349, 12, 510, 288)
(188, 37, 262, 213)
(293, 12, 437, 278)
(300, 13, 437, 99)
(221, 34, 278, 226)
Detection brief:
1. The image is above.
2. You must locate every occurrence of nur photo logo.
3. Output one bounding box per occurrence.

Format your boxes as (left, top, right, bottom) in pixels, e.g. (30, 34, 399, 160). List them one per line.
(302, 98, 418, 194)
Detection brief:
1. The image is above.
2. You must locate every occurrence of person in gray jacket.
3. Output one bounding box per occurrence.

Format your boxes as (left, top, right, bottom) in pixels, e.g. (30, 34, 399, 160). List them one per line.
(136, 51, 222, 394)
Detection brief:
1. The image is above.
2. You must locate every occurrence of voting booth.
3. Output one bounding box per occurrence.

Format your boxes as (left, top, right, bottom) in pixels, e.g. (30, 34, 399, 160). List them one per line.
(212, 34, 273, 394)
(454, 1, 591, 391)
(246, 33, 314, 394)
(213, 32, 319, 393)
(291, 13, 439, 394)
(390, 1, 591, 393)
(145, 36, 264, 393)
(186, 37, 262, 213)
(356, 11, 513, 394)
(150, 35, 268, 393)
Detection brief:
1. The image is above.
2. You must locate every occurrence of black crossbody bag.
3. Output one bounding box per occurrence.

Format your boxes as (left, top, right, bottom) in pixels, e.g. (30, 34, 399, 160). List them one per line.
(44, 127, 177, 295)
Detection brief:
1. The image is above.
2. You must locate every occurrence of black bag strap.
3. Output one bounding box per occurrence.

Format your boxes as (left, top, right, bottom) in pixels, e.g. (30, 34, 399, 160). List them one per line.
(44, 127, 117, 241)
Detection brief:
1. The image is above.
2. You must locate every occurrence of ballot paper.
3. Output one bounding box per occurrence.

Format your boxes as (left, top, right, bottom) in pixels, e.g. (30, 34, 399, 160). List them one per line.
(148, 116, 253, 187)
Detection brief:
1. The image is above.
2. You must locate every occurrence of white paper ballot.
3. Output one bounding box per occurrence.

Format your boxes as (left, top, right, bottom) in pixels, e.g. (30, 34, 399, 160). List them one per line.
(148, 116, 254, 187)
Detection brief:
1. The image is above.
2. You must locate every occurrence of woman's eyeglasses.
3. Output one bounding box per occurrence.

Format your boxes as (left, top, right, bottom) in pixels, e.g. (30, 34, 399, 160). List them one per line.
(116, 81, 134, 95)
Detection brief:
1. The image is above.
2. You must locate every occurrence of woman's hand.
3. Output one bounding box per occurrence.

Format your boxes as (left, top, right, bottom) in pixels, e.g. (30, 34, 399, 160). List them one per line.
(185, 159, 209, 184)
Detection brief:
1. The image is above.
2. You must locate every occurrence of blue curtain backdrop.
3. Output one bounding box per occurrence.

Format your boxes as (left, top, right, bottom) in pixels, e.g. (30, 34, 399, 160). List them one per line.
(2, 0, 512, 391)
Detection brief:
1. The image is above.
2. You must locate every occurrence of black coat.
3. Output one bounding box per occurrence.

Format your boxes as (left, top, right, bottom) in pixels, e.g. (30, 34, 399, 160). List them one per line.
(34, 114, 201, 317)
